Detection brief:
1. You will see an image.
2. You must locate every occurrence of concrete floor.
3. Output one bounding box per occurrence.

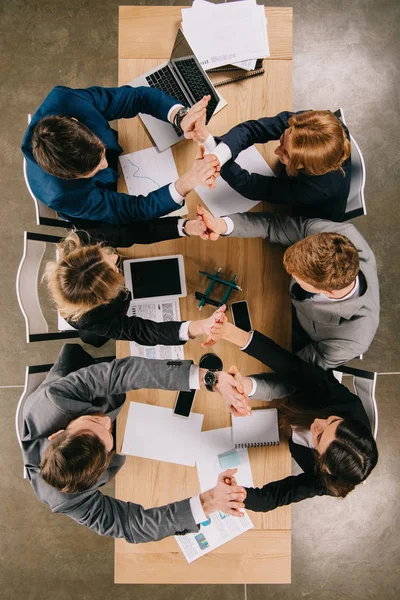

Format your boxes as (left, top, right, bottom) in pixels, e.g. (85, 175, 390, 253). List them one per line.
(1, 1, 399, 598)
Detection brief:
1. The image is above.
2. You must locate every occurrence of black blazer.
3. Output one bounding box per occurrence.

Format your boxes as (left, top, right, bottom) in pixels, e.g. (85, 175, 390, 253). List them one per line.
(242, 331, 370, 513)
(66, 219, 185, 347)
(216, 111, 351, 222)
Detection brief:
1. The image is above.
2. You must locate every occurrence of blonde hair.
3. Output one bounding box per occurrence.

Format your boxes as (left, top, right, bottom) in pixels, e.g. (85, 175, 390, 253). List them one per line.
(45, 231, 125, 322)
(285, 111, 351, 177)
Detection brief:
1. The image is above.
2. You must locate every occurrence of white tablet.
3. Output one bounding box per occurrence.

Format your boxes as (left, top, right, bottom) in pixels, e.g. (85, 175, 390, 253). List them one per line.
(123, 254, 187, 303)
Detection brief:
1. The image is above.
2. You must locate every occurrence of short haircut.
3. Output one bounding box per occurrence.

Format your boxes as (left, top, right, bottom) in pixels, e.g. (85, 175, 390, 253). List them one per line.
(286, 110, 351, 177)
(283, 232, 359, 290)
(32, 115, 105, 179)
(40, 430, 112, 494)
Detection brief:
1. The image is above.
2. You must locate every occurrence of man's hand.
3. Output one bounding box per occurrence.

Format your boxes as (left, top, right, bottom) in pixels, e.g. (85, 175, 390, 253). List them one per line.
(202, 303, 228, 347)
(180, 96, 210, 140)
(196, 204, 228, 240)
(188, 305, 227, 338)
(175, 147, 220, 196)
(183, 218, 208, 239)
(200, 469, 247, 517)
(186, 109, 210, 144)
(215, 369, 251, 417)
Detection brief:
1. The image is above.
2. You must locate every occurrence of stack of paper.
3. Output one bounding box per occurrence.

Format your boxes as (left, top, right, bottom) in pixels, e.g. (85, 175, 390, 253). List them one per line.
(181, 0, 270, 71)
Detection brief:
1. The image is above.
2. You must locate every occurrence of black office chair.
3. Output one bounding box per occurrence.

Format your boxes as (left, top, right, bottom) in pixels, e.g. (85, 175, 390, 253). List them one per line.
(334, 108, 367, 221)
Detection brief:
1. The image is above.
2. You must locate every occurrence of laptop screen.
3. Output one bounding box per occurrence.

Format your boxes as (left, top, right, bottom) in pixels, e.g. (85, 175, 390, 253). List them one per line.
(171, 28, 195, 64)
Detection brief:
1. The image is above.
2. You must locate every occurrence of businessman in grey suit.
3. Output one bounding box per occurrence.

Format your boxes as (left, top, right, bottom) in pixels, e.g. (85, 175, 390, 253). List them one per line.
(21, 344, 248, 544)
(197, 206, 380, 371)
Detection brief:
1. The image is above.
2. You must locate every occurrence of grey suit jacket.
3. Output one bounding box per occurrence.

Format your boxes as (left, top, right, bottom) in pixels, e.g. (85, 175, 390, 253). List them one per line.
(21, 347, 198, 544)
(227, 213, 380, 369)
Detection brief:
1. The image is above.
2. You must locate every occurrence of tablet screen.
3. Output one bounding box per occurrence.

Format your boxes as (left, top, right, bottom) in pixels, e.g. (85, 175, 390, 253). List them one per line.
(129, 258, 182, 299)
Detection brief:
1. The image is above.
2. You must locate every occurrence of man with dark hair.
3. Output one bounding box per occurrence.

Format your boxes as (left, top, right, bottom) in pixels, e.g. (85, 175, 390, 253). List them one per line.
(21, 86, 218, 224)
(196, 207, 380, 370)
(21, 344, 249, 544)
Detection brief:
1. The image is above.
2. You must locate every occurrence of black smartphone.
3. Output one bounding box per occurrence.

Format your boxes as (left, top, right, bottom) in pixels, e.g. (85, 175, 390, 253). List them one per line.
(231, 300, 252, 332)
(173, 389, 196, 418)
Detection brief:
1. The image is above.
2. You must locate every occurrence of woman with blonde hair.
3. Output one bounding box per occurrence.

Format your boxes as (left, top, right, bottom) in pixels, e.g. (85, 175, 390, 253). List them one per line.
(44, 217, 217, 347)
(190, 110, 352, 222)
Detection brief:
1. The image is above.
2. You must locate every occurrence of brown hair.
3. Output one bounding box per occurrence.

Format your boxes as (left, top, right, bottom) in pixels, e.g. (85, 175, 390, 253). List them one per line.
(40, 430, 113, 494)
(279, 401, 378, 498)
(32, 115, 105, 179)
(44, 231, 125, 322)
(283, 232, 359, 291)
(285, 110, 351, 177)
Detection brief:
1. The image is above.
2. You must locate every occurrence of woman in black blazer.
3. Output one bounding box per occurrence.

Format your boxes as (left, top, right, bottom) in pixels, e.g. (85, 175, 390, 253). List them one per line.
(44, 217, 213, 348)
(207, 319, 378, 509)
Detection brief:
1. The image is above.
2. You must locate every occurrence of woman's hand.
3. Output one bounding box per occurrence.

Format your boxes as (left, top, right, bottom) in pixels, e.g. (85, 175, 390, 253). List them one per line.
(188, 305, 227, 338)
(202, 304, 228, 347)
(200, 468, 247, 517)
(196, 204, 228, 240)
(215, 368, 251, 417)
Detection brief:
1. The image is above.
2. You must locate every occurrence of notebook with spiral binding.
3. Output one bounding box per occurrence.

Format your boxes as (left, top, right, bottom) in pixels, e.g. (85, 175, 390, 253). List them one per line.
(232, 409, 280, 449)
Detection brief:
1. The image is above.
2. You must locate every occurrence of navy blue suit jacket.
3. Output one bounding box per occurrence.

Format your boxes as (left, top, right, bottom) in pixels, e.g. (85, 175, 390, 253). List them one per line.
(21, 86, 181, 224)
(217, 111, 352, 222)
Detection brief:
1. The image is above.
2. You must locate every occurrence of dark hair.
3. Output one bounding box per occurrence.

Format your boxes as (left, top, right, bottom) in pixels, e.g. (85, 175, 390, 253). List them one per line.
(32, 115, 105, 179)
(40, 430, 113, 494)
(280, 402, 378, 498)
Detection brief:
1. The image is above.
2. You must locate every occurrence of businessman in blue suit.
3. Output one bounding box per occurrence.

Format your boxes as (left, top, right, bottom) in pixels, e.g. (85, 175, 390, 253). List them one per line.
(21, 86, 218, 224)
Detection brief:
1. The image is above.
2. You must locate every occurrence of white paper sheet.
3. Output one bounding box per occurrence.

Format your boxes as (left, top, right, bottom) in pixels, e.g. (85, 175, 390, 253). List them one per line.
(122, 402, 204, 466)
(182, 0, 270, 70)
(195, 427, 254, 492)
(195, 145, 275, 217)
(119, 147, 188, 218)
(175, 509, 253, 563)
(128, 298, 184, 360)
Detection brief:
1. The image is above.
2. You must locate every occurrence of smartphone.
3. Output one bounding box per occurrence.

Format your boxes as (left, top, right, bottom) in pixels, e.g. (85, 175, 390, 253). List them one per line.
(173, 389, 196, 418)
(231, 300, 252, 332)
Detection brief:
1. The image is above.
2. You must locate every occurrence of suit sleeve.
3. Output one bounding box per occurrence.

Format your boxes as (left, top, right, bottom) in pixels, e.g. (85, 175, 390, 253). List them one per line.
(295, 338, 369, 371)
(70, 85, 178, 122)
(56, 185, 180, 225)
(244, 472, 328, 513)
(82, 315, 185, 345)
(217, 112, 293, 160)
(56, 490, 198, 543)
(220, 160, 326, 207)
(226, 212, 315, 246)
(48, 356, 194, 405)
(80, 217, 181, 248)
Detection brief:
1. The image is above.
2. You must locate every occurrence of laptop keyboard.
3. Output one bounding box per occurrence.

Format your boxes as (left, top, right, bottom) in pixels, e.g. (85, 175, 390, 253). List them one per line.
(146, 60, 219, 134)
(146, 67, 188, 135)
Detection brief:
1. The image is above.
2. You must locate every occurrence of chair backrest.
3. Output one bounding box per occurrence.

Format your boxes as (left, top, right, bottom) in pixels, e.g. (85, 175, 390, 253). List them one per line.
(24, 114, 71, 229)
(336, 365, 378, 439)
(333, 108, 367, 221)
(16, 231, 80, 343)
(16, 364, 52, 477)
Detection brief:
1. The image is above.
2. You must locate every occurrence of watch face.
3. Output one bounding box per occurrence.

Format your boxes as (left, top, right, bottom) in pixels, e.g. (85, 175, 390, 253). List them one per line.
(204, 371, 217, 387)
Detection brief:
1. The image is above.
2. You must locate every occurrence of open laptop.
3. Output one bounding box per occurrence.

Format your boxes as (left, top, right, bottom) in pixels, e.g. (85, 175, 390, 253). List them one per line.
(128, 28, 220, 151)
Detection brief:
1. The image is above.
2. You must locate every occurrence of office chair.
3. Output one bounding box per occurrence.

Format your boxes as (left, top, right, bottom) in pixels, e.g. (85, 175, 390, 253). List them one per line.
(16, 354, 116, 478)
(23, 114, 70, 229)
(335, 365, 378, 439)
(334, 108, 367, 221)
(16, 231, 80, 342)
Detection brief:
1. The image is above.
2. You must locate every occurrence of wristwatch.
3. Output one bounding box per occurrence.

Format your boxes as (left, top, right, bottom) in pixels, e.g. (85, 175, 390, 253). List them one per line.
(173, 106, 190, 131)
(203, 370, 218, 392)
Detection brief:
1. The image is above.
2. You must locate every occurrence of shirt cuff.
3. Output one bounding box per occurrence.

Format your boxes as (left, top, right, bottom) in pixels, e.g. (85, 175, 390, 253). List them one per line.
(189, 495, 208, 524)
(203, 136, 232, 167)
(248, 377, 257, 398)
(189, 364, 200, 390)
(169, 182, 185, 205)
(178, 321, 191, 341)
(240, 330, 254, 351)
(167, 104, 184, 124)
(177, 218, 186, 237)
(203, 134, 218, 153)
(221, 216, 234, 236)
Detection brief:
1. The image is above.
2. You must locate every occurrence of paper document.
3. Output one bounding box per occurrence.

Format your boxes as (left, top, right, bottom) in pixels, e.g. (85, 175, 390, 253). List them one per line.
(182, 0, 270, 71)
(195, 427, 254, 492)
(128, 298, 184, 360)
(175, 509, 253, 563)
(122, 402, 204, 467)
(195, 145, 275, 217)
(119, 147, 188, 218)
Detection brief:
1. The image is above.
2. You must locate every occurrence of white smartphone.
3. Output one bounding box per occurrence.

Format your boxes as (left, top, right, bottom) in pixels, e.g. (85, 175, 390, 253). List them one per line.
(231, 300, 252, 332)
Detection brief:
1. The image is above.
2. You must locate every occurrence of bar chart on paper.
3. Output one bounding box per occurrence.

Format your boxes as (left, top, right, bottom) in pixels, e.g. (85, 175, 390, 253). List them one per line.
(119, 146, 188, 217)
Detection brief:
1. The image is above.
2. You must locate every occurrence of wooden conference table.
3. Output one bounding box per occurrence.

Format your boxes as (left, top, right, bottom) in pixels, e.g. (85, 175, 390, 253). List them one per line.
(115, 6, 293, 584)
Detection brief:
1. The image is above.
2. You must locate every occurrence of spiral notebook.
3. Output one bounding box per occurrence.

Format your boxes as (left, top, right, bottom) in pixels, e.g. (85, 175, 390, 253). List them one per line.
(232, 409, 280, 448)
